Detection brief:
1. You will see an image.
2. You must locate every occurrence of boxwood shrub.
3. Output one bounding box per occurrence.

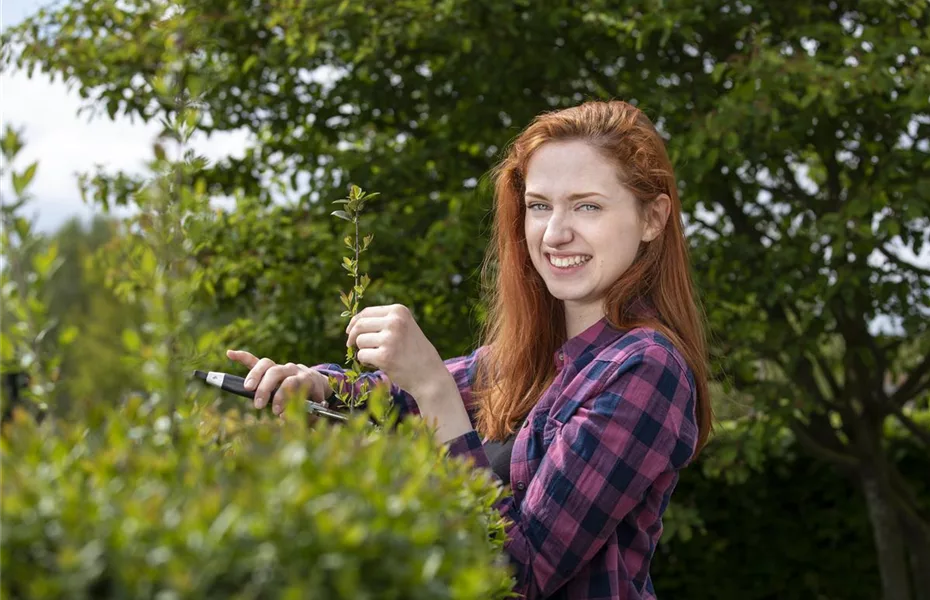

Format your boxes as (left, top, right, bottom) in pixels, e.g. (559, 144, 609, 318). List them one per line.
(1, 396, 515, 600)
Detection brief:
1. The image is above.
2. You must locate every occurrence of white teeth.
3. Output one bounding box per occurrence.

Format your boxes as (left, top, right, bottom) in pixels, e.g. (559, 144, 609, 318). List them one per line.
(548, 254, 591, 268)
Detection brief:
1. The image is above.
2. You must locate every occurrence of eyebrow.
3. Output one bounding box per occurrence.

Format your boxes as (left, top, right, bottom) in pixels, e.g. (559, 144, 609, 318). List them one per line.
(524, 191, 606, 201)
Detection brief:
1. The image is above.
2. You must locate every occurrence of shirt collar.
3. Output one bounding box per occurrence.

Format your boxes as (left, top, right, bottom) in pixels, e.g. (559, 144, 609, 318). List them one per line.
(553, 316, 623, 369)
(553, 299, 659, 369)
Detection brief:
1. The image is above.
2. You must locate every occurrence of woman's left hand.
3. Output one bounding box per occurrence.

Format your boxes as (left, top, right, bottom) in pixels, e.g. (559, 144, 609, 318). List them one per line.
(345, 304, 451, 401)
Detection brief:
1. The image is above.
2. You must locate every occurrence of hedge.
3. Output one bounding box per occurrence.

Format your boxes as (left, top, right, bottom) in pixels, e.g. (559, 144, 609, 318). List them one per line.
(0, 396, 515, 600)
(4, 390, 926, 599)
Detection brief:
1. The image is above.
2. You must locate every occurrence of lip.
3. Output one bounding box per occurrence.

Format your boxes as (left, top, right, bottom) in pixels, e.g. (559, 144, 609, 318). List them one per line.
(546, 252, 591, 258)
(545, 252, 591, 274)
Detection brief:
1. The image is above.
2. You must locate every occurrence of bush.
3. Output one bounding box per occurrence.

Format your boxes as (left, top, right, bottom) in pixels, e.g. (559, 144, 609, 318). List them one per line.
(0, 397, 515, 599)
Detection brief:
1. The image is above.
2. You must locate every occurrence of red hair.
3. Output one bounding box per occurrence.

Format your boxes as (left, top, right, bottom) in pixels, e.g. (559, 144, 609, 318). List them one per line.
(473, 100, 713, 453)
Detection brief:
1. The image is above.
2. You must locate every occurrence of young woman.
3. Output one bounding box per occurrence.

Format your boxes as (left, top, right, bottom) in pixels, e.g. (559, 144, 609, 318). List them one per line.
(227, 100, 712, 600)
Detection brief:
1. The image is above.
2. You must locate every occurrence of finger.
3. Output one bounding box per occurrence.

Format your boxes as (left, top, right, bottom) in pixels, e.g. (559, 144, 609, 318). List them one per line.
(226, 349, 260, 369)
(244, 357, 277, 392)
(346, 305, 393, 334)
(273, 373, 312, 416)
(354, 331, 387, 351)
(347, 315, 395, 348)
(298, 366, 333, 404)
(254, 362, 299, 409)
(356, 347, 384, 370)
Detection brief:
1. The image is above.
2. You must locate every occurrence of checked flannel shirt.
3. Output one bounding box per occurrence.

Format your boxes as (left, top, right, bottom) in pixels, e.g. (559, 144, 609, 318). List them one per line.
(314, 316, 698, 600)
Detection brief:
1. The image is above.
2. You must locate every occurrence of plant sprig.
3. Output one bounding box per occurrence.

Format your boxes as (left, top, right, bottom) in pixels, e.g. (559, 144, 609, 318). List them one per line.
(329, 185, 378, 410)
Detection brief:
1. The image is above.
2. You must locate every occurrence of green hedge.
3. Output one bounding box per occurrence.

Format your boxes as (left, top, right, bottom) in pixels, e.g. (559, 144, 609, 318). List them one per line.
(5, 390, 926, 600)
(654, 426, 929, 600)
(0, 397, 515, 599)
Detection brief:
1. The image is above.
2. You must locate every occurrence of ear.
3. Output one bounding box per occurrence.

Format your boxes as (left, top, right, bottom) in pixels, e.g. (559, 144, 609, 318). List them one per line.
(642, 193, 671, 242)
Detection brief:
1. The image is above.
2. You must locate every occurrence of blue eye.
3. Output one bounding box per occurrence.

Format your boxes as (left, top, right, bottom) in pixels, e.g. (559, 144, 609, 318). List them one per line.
(526, 203, 550, 211)
(578, 204, 600, 211)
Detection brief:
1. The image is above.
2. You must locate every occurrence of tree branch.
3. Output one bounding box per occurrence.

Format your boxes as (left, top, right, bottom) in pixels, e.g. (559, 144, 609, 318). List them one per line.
(767, 303, 853, 418)
(884, 397, 930, 448)
(878, 243, 930, 277)
(891, 352, 930, 406)
(690, 213, 726, 237)
(788, 417, 859, 470)
(812, 351, 844, 402)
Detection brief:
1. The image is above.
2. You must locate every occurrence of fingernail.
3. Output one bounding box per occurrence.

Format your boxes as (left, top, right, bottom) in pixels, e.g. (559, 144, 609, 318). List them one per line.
(244, 377, 254, 389)
(254, 396, 262, 409)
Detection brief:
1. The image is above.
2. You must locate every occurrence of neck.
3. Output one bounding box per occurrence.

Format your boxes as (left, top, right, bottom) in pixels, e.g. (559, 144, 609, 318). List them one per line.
(562, 302, 606, 339)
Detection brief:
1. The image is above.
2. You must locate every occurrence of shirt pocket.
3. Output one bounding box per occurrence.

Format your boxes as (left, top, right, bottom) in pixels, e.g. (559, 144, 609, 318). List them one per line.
(542, 414, 563, 446)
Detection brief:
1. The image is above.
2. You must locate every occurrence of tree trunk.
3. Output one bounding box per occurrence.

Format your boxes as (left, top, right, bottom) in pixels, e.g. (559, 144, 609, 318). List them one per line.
(900, 515, 930, 600)
(861, 465, 913, 600)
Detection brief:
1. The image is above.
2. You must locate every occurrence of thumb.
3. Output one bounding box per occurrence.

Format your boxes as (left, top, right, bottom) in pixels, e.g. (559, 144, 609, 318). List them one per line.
(226, 349, 259, 368)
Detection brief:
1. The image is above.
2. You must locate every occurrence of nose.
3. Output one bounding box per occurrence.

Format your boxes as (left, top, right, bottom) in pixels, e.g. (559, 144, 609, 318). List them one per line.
(542, 208, 573, 248)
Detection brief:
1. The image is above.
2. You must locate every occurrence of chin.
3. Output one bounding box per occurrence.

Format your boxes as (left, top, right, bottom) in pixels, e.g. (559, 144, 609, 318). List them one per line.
(545, 287, 586, 303)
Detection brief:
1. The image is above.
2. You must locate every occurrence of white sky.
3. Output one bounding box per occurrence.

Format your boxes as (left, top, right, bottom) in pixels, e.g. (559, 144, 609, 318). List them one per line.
(0, 0, 250, 233)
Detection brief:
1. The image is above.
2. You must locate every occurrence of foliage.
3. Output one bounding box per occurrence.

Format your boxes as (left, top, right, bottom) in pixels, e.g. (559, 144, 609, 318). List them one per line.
(43, 216, 148, 414)
(656, 419, 930, 600)
(0, 398, 515, 599)
(3, 0, 930, 596)
(0, 49, 514, 600)
(0, 126, 78, 418)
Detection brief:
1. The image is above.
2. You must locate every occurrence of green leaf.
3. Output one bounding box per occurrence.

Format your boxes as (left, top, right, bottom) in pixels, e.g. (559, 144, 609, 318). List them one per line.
(32, 243, 58, 278)
(58, 325, 79, 346)
(331, 210, 351, 222)
(122, 328, 141, 352)
(0, 332, 14, 362)
(12, 161, 38, 196)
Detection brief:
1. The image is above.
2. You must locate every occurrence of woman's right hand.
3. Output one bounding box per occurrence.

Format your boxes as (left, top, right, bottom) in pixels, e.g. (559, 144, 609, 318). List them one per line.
(226, 349, 334, 416)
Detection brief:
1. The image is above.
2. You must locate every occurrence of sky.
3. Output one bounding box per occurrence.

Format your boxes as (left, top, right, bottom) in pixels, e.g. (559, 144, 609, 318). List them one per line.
(1, 0, 250, 233)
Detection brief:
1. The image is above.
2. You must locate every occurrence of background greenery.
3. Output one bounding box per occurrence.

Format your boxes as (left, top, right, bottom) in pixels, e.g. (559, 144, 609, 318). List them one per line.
(1, 0, 928, 598)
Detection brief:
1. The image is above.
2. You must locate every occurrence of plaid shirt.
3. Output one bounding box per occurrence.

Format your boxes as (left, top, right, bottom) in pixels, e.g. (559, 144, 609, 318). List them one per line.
(316, 318, 698, 599)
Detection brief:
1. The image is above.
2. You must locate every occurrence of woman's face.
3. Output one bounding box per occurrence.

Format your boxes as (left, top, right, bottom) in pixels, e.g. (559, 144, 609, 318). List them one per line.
(523, 140, 667, 329)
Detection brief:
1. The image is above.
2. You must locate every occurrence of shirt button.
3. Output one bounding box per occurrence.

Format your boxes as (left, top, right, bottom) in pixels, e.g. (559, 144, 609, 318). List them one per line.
(515, 481, 526, 491)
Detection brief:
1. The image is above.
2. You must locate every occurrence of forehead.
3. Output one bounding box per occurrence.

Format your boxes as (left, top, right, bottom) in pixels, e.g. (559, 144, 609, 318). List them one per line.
(524, 140, 621, 195)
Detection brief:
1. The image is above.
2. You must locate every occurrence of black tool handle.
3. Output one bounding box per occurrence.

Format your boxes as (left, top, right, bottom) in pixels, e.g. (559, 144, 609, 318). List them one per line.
(193, 370, 348, 422)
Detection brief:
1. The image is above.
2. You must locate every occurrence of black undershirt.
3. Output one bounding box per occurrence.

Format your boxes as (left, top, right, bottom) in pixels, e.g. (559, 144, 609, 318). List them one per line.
(482, 433, 517, 485)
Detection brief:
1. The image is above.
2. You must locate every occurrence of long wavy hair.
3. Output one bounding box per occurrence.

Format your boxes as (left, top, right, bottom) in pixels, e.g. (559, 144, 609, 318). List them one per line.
(473, 100, 712, 453)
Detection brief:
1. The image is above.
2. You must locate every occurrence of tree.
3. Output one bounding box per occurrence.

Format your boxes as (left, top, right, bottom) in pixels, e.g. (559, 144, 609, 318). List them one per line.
(45, 215, 149, 413)
(4, 1, 928, 596)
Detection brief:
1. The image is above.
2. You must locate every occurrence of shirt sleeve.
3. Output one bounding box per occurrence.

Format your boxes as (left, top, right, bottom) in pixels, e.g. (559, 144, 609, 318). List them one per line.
(444, 342, 698, 599)
(312, 346, 485, 423)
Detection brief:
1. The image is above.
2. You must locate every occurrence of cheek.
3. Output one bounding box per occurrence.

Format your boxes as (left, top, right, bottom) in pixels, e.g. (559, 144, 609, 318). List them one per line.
(593, 226, 641, 273)
(524, 220, 544, 249)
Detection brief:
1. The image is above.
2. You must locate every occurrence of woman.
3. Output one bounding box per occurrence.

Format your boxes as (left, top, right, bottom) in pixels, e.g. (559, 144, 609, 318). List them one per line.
(227, 100, 712, 599)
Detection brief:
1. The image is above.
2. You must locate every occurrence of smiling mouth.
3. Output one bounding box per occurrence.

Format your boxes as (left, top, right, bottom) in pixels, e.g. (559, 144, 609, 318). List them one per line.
(547, 254, 592, 268)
